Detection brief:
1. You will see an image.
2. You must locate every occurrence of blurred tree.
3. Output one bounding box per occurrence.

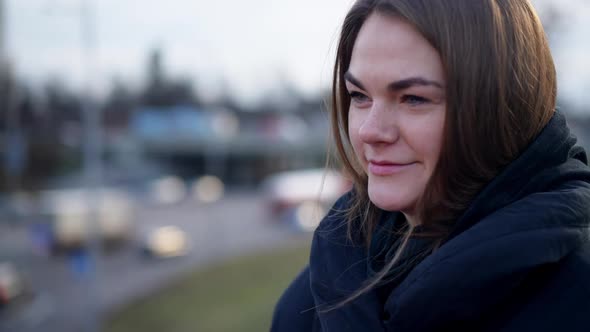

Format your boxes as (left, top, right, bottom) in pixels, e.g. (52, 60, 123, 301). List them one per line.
(0, 55, 15, 130)
(0, 75, 71, 191)
(44, 79, 82, 123)
(10, 80, 83, 191)
(148, 48, 165, 91)
(103, 78, 137, 127)
(140, 48, 199, 107)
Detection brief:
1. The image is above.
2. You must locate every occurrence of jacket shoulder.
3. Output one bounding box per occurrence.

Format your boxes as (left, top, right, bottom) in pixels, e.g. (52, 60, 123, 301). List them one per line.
(560, 240, 590, 295)
(313, 190, 355, 241)
(271, 266, 319, 332)
(491, 241, 590, 332)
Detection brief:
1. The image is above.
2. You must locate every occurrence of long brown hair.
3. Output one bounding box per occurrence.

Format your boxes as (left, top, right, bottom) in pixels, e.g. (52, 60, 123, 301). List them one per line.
(328, 0, 556, 307)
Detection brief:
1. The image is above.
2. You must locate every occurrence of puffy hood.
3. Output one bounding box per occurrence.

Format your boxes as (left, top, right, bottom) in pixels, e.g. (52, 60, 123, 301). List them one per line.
(310, 112, 590, 331)
(385, 112, 590, 330)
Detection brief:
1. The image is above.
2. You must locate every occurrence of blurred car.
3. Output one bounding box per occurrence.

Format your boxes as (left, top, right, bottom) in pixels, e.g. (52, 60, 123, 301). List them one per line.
(36, 188, 136, 251)
(149, 175, 187, 205)
(140, 226, 189, 259)
(191, 175, 225, 203)
(262, 168, 350, 231)
(0, 262, 55, 331)
(0, 262, 27, 308)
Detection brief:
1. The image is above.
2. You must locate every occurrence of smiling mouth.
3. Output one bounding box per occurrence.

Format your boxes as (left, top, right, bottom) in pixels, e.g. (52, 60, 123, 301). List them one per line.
(367, 161, 416, 176)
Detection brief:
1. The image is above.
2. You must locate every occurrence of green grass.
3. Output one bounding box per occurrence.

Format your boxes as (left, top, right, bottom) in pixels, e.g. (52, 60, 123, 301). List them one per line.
(105, 243, 311, 332)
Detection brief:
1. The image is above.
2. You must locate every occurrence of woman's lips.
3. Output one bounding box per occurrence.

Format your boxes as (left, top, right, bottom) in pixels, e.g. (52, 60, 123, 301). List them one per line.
(368, 161, 416, 176)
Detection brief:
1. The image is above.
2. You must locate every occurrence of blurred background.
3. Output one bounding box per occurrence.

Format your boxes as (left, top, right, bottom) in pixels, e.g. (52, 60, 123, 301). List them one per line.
(0, 0, 589, 331)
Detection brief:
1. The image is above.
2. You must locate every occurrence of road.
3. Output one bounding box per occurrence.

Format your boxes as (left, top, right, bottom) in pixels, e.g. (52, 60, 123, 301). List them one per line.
(0, 190, 311, 332)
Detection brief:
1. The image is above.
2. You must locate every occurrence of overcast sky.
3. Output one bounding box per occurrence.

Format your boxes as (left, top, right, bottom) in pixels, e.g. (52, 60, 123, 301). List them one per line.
(4, 0, 590, 110)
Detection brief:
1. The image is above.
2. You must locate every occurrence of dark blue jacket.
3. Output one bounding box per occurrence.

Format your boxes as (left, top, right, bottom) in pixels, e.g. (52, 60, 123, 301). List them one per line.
(271, 112, 590, 331)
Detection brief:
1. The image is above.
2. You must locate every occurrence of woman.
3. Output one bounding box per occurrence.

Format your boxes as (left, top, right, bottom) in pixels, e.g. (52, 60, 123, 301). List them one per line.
(272, 0, 590, 331)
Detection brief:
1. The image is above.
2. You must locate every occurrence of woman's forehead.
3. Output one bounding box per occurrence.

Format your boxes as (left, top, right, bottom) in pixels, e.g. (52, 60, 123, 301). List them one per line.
(348, 13, 444, 87)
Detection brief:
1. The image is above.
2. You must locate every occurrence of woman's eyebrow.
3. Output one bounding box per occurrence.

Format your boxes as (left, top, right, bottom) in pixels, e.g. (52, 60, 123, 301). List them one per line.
(344, 71, 444, 91)
(344, 71, 366, 90)
(388, 77, 444, 91)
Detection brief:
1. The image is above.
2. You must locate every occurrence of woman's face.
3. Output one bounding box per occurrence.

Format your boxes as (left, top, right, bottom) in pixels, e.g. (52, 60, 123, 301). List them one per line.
(347, 13, 446, 223)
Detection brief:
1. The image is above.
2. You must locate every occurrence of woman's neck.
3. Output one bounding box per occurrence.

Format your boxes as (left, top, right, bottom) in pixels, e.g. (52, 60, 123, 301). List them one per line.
(401, 212, 421, 228)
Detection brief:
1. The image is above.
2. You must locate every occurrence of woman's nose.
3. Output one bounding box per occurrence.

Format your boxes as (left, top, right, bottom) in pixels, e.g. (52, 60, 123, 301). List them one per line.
(358, 106, 399, 144)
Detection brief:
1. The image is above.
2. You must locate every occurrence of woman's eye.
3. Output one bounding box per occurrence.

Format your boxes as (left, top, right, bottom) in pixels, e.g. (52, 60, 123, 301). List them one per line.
(349, 91, 370, 104)
(401, 95, 429, 105)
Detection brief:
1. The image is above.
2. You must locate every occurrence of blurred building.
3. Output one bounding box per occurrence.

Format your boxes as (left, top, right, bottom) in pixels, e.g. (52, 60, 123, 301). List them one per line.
(130, 104, 330, 186)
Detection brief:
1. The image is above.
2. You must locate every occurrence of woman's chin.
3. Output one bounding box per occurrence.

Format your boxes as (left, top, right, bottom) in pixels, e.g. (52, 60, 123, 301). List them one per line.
(368, 187, 412, 212)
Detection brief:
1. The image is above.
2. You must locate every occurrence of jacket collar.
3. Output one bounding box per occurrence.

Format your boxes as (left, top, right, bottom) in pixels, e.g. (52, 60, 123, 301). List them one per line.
(447, 111, 588, 240)
(385, 111, 590, 330)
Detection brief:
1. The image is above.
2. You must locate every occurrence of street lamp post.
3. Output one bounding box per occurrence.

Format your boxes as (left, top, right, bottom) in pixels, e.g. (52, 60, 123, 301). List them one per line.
(79, 1, 103, 332)
(1, 0, 26, 194)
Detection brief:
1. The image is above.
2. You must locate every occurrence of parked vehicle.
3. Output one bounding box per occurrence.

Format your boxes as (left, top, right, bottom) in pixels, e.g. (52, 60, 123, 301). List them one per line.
(36, 188, 136, 251)
(140, 226, 189, 258)
(262, 168, 350, 231)
(0, 262, 27, 308)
